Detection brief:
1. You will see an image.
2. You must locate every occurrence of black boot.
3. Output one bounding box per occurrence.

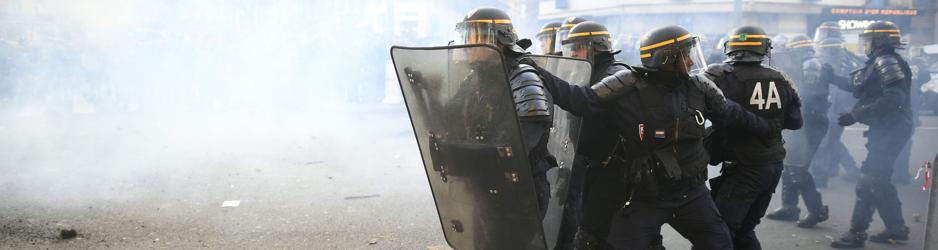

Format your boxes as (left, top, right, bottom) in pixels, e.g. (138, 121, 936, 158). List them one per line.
(797, 205, 828, 228)
(766, 206, 800, 221)
(868, 226, 909, 243)
(831, 230, 868, 249)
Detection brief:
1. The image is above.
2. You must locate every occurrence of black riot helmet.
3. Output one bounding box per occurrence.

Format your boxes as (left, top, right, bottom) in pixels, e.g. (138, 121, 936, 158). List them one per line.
(858, 21, 903, 56)
(723, 26, 772, 63)
(556, 16, 588, 54)
(638, 25, 707, 74)
(561, 21, 618, 61)
(536, 21, 561, 55)
(455, 7, 522, 52)
(814, 21, 843, 42)
(785, 34, 815, 54)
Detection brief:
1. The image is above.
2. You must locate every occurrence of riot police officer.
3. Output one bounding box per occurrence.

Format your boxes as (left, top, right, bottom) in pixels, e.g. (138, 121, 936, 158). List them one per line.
(555, 16, 588, 56)
(536, 25, 775, 249)
(454, 7, 556, 218)
(537, 21, 562, 55)
(704, 26, 803, 249)
(763, 34, 831, 228)
(550, 21, 665, 250)
(812, 22, 862, 186)
(826, 21, 914, 249)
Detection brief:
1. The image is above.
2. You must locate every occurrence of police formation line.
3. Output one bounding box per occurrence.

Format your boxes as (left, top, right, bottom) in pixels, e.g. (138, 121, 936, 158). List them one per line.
(391, 7, 916, 250)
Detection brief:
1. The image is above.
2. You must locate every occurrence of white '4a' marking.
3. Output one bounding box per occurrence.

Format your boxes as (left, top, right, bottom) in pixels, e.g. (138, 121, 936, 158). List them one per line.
(749, 81, 782, 110)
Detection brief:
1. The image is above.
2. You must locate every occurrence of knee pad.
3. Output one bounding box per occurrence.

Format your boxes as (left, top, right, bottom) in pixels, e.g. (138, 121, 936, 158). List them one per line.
(785, 166, 811, 184)
(855, 174, 883, 200)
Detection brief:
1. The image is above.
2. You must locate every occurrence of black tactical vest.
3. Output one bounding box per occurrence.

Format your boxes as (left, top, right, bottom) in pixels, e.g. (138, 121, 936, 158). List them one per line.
(633, 75, 710, 185)
(851, 52, 913, 127)
(714, 63, 790, 164)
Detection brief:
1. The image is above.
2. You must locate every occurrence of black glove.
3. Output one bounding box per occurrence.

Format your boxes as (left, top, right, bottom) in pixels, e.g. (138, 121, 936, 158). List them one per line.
(837, 112, 857, 126)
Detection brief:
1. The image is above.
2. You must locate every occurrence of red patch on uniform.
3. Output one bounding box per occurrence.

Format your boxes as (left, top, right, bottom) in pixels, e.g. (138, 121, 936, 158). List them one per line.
(639, 124, 645, 141)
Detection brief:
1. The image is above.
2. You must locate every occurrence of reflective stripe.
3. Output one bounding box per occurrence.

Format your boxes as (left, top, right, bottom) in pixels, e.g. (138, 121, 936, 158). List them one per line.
(467, 19, 512, 24)
(640, 53, 651, 58)
(731, 34, 768, 39)
(676, 33, 692, 41)
(562, 23, 576, 28)
(566, 31, 610, 39)
(640, 33, 694, 51)
(789, 43, 813, 48)
(864, 29, 899, 33)
(640, 39, 675, 51)
(817, 43, 844, 48)
(890, 34, 901, 37)
(540, 27, 559, 33)
(786, 40, 813, 47)
(727, 41, 762, 46)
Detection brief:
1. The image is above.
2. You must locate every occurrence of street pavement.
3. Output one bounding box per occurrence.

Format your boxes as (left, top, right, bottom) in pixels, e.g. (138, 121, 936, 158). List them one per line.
(0, 107, 935, 249)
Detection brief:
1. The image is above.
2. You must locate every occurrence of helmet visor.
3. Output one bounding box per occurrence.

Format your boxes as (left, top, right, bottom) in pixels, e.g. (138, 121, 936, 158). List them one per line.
(561, 39, 592, 60)
(858, 35, 874, 55)
(680, 37, 708, 75)
(814, 27, 842, 42)
(536, 32, 556, 54)
(555, 29, 571, 55)
(455, 22, 498, 46)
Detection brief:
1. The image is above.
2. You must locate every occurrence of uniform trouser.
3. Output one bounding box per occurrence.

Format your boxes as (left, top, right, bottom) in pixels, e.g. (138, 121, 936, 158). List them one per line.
(557, 155, 590, 248)
(892, 131, 914, 182)
(850, 125, 912, 231)
(606, 186, 732, 250)
(813, 119, 859, 180)
(710, 163, 783, 250)
(781, 116, 826, 212)
(575, 163, 631, 249)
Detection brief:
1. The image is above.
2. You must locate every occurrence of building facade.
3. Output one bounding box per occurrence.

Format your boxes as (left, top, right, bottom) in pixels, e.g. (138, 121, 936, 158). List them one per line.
(537, 0, 936, 48)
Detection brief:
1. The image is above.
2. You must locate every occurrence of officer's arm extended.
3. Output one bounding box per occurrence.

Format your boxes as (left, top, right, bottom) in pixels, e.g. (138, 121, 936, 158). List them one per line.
(537, 66, 636, 117)
(693, 74, 772, 135)
(820, 64, 855, 92)
(851, 55, 909, 122)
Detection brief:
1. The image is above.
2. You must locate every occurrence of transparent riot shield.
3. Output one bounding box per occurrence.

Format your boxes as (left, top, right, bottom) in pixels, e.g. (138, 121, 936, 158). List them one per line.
(771, 51, 813, 169)
(391, 44, 546, 250)
(528, 55, 592, 249)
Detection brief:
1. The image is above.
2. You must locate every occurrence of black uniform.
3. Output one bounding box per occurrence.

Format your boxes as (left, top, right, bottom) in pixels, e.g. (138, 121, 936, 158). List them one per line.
(537, 64, 771, 249)
(704, 61, 802, 249)
(827, 46, 913, 247)
(813, 39, 862, 184)
(557, 52, 631, 249)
